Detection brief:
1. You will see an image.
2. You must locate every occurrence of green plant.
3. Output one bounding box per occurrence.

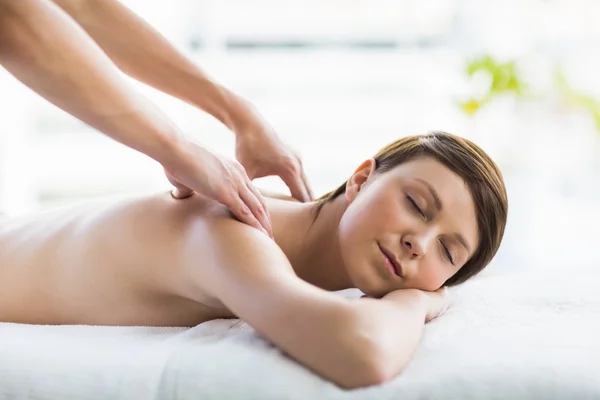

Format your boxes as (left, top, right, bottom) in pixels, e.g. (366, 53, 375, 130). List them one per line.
(460, 55, 527, 115)
(555, 69, 600, 131)
(461, 54, 600, 134)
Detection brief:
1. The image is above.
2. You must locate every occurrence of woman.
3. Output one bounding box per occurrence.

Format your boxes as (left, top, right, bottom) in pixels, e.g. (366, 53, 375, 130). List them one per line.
(0, 131, 508, 389)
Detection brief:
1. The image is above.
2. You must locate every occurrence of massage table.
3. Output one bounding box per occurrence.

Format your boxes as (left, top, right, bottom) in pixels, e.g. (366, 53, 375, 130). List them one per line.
(1, 265, 599, 399)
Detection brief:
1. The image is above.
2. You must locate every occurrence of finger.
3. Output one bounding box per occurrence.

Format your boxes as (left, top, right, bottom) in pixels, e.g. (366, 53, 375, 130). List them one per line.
(231, 161, 272, 234)
(238, 168, 268, 212)
(238, 183, 273, 238)
(300, 169, 314, 201)
(282, 169, 312, 203)
(220, 189, 264, 234)
(171, 188, 194, 199)
(245, 180, 272, 227)
(220, 183, 271, 237)
(436, 301, 451, 319)
(169, 182, 194, 200)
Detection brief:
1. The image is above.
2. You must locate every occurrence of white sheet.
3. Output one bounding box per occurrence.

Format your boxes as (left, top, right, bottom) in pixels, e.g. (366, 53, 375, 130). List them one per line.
(1, 265, 600, 400)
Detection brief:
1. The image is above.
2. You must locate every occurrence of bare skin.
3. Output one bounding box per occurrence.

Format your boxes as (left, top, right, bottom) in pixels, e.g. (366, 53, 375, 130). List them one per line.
(0, 157, 476, 388)
(0, 0, 315, 237)
(0, 191, 229, 326)
(0, 191, 307, 326)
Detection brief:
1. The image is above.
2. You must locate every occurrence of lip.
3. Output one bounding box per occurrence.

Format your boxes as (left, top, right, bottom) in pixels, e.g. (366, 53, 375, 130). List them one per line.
(378, 244, 403, 277)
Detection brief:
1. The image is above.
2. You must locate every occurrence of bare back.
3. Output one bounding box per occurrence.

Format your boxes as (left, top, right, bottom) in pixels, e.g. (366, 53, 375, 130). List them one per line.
(0, 191, 250, 327)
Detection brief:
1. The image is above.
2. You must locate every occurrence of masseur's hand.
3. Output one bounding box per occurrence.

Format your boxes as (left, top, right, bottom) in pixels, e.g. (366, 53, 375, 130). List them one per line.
(233, 103, 314, 202)
(163, 140, 273, 238)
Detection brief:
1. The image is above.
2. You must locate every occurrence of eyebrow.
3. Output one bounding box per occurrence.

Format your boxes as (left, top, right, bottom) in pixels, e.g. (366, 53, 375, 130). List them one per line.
(415, 178, 442, 211)
(453, 233, 472, 254)
(415, 178, 472, 254)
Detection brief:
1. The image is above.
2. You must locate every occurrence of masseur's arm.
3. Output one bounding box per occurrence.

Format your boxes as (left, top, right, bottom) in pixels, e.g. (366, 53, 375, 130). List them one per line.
(0, 0, 272, 235)
(195, 220, 440, 389)
(0, 0, 182, 167)
(51, 0, 247, 135)
(51, 0, 314, 202)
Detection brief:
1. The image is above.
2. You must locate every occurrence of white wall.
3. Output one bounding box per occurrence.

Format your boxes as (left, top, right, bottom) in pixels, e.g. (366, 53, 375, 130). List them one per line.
(3, 0, 600, 269)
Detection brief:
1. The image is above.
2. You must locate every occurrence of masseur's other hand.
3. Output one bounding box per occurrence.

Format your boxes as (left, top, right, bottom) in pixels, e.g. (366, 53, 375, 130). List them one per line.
(233, 104, 314, 202)
(163, 140, 272, 238)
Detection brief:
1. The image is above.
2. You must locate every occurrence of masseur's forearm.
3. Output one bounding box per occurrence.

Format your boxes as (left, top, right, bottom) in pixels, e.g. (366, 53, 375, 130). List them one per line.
(53, 0, 249, 133)
(0, 0, 186, 168)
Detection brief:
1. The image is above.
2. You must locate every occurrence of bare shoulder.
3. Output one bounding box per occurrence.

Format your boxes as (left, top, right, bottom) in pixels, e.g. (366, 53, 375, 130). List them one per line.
(0, 191, 293, 326)
(106, 191, 293, 308)
(175, 200, 295, 300)
(258, 188, 300, 203)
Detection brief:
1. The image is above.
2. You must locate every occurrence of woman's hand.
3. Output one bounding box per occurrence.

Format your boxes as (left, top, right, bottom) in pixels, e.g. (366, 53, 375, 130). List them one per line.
(422, 288, 451, 322)
(163, 140, 273, 238)
(233, 103, 314, 203)
(379, 287, 451, 323)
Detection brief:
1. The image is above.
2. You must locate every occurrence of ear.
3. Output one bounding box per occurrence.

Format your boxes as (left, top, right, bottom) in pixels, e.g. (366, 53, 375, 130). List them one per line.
(345, 158, 376, 203)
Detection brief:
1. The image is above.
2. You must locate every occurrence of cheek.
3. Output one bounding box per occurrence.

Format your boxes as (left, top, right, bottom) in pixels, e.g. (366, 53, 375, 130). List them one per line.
(337, 201, 371, 266)
(338, 190, 399, 244)
(337, 191, 398, 288)
(413, 263, 449, 291)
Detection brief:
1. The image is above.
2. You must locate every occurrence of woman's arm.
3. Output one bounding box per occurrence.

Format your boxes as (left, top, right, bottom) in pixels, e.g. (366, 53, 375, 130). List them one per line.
(51, 0, 249, 134)
(187, 218, 434, 389)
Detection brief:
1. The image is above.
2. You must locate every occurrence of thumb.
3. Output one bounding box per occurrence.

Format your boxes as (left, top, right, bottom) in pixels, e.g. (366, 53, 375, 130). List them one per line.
(280, 168, 312, 202)
(171, 186, 194, 199)
(282, 173, 310, 202)
(435, 287, 452, 318)
(168, 177, 194, 200)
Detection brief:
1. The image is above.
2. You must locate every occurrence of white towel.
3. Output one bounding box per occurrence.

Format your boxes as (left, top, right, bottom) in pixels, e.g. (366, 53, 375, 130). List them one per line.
(1, 264, 600, 400)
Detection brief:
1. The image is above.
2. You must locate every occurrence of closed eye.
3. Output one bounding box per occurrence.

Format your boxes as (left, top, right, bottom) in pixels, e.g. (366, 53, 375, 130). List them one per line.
(406, 196, 425, 218)
(441, 241, 455, 265)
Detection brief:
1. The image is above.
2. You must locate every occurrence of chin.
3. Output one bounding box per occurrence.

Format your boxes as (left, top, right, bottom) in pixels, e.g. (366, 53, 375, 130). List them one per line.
(347, 265, 393, 298)
(360, 285, 390, 299)
(341, 251, 391, 299)
(363, 281, 398, 299)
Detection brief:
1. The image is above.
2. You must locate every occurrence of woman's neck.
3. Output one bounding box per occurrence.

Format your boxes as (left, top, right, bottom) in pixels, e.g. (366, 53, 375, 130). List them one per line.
(266, 196, 354, 292)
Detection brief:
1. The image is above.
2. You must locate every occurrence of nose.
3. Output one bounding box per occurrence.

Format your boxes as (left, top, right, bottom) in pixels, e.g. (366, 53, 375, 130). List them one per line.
(401, 234, 428, 260)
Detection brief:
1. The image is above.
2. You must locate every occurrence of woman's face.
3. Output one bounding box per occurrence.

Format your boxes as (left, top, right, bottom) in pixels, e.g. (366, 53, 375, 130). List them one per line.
(338, 156, 478, 297)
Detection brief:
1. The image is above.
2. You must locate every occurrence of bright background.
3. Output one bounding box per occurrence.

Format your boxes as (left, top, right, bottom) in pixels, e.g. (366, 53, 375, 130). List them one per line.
(2, 0, 600, 272)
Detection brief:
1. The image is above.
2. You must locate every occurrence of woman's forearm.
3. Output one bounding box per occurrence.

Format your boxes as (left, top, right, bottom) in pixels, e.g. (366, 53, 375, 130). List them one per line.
(244, 285, 429, 389)
(52, 0, 249, 133)
(0, 0, 187, 168)
(348, 290, 429, 384)
(286, 290, 429, 388)
(201, 224, 429, 389)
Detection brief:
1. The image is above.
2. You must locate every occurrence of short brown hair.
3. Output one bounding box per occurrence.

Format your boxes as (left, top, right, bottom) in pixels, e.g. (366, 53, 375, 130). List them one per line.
(315, 131, 508, 286)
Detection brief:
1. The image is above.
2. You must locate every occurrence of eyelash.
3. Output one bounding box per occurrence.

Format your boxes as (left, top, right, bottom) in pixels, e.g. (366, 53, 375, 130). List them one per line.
(406, 196, 425, 218)
(407, 196, 454, 265)
(441, 241, 454, 265)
